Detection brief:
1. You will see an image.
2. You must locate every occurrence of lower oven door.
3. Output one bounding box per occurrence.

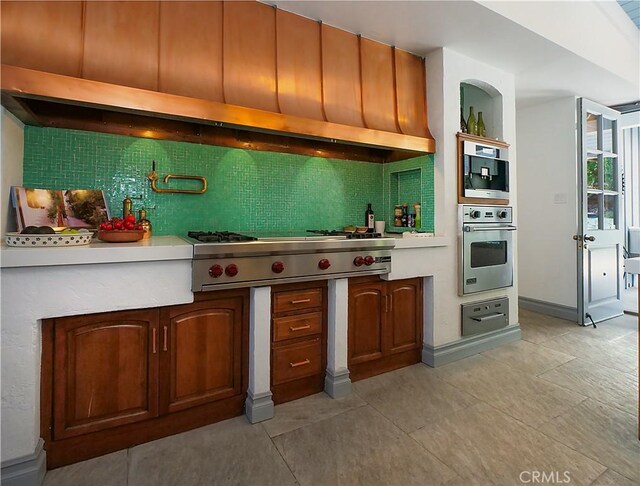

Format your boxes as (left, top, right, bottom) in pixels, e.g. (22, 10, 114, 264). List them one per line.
(461, 225, 515, 295)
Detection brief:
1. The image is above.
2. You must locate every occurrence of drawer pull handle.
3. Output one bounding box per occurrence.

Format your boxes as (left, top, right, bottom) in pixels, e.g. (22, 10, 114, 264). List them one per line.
(152, 328, 157, 354)
(289, 324, 311, 332)
(289, 358, 311, 368)
(290, 298, 311, 304)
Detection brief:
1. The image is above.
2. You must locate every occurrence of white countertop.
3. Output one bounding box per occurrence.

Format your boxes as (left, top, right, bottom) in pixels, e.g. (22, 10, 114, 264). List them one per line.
(0, 235, 193, 268)
(385, 233, 449, 249)
(0, 232, 449, 269)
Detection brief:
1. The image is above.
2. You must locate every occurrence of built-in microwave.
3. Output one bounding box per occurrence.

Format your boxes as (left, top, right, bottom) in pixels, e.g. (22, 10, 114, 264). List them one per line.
(463, 140, 509, 200)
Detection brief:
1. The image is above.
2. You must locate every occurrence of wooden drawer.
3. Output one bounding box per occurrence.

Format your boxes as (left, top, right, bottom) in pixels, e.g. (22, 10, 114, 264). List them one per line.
(272, 338, 322, 385)
(273, 312, 322, 342)
(273, 288, 323, 314)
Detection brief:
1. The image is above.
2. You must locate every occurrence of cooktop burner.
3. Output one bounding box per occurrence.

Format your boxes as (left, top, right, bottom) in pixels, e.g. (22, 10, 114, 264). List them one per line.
(187, 231, 257, 243)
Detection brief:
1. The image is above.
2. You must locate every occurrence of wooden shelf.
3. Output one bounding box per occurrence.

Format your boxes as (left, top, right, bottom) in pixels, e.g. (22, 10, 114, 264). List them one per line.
(1, 65, 435, 162)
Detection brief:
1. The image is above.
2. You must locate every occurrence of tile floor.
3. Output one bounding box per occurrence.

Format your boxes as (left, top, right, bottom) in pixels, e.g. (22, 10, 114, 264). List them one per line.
(44, 310, 638, 486)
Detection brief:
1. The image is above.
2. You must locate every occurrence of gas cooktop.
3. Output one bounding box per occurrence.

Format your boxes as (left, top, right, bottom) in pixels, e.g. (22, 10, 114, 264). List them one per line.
(183, 229, 395, 291)
(187, 230, 382, 243)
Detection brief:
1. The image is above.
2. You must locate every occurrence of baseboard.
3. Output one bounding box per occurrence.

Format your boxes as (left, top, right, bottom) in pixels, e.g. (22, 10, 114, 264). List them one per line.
(245, 391, 274, 424)
(1, 440, 46, 486)
(519, 296, 578, 322)
(422, 325, 521, 367)
(324, 368, 352, 399)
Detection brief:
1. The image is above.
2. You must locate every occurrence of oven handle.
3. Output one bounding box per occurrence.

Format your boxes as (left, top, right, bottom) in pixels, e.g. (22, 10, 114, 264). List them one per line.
(464, 225, 517, 232)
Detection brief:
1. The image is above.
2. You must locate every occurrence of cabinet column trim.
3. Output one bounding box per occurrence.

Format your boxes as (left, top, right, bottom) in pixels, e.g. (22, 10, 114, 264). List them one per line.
(325, 278, 351, 398)
(246, 286, 274, 423)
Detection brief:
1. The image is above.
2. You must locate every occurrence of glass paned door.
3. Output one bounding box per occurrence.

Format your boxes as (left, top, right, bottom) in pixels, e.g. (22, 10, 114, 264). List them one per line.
(577, 98, 623, 325)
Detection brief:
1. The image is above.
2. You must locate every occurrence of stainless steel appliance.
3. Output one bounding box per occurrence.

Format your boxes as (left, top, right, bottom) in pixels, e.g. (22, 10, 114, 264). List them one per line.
(459, 205, 516, 295)
(463, 140, 509, 200)
(461, 297, 509, 336)
(184, 231, 394, 291)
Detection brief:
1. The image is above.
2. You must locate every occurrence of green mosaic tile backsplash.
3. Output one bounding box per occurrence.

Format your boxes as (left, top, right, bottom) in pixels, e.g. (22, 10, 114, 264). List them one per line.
(23, 126, 434, 235)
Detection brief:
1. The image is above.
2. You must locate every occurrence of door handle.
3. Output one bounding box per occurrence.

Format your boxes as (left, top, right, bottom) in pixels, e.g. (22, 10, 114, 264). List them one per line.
(163, 326, 168, 352)
(584, 235, 595, 242)
(152, 328, 157, 354)
(572, 235, 582, 241)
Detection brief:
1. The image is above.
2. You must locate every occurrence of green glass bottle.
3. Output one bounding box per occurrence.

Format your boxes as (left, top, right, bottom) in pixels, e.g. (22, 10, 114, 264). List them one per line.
(467, 106, 477, 136)
(477, 111, 486, 137)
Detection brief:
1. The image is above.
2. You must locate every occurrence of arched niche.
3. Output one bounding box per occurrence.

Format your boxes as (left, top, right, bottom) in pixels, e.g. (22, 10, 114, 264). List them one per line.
(460, 80, 504, 140)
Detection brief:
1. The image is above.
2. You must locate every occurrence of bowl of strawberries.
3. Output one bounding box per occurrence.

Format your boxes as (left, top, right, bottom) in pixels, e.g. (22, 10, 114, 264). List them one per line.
(97, 215, 146, 243)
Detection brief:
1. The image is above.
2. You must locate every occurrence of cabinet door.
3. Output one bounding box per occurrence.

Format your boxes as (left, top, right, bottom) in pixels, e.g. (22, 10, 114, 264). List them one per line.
(348, 281, 385, 365)
(52, 309, 159, 440)
(160, 296, 245, 414)
(385, 278, 423, 355)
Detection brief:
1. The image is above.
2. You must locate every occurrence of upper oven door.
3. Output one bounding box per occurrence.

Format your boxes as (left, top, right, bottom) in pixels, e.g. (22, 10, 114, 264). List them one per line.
(460, 225, 515, 295)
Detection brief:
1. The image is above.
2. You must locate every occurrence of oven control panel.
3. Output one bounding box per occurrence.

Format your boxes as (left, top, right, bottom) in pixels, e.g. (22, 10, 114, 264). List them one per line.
(461, 205, 512, 224)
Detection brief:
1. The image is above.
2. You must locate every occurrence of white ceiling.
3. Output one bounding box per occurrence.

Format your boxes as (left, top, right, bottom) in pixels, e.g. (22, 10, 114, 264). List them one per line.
(270, 0, 640, 110)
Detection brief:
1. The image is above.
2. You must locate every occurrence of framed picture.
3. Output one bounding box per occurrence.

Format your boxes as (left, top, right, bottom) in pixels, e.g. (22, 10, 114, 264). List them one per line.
(11, 187, 111, 231)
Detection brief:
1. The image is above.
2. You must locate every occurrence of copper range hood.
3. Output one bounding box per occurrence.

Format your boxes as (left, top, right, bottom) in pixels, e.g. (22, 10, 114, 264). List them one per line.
(1, 65, 435, 163)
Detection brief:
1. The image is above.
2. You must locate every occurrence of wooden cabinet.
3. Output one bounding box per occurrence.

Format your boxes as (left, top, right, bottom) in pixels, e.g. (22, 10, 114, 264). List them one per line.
(348, 277, 423, 381)
(41, 289, 248, 468)
(51, 309, 159, 440)
(160, 295, 245, 414)
(349, 280, 385, 365)
(271, 282, 327, 404)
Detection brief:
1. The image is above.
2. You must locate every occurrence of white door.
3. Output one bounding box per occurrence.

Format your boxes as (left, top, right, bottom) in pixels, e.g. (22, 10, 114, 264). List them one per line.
(577, 98, 623, 325)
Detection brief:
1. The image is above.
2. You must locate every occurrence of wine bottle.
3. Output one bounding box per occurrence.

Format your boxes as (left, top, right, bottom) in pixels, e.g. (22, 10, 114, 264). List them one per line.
(477, 112, 486, 137)
(365, 203, 375, 232)
(460, 106, 467, 133)
(467, 107, 477, 136)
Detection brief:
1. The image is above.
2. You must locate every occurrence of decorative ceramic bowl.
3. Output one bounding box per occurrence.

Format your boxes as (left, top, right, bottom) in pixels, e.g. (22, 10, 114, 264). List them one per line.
(5, 232, 93, 247)
(97, 230, 145, 243)
(355, 226, 368, 233)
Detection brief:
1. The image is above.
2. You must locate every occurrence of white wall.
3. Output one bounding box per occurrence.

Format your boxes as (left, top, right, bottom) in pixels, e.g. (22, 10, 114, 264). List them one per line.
(426, 47, 518, 346)
(516, 97, 578, 307)
(480, 0, 639, 88)
(0, 107, 24, 235)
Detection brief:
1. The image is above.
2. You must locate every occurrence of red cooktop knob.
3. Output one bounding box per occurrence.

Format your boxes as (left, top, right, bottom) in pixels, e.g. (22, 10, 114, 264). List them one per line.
(209, 264, 223, 278)
(353, 256, 364, 267)
(364, 256, 375, 266)
(272, 261, 285, 274)
(225, 264, 239, 277)
(318, 258, 331, 270)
